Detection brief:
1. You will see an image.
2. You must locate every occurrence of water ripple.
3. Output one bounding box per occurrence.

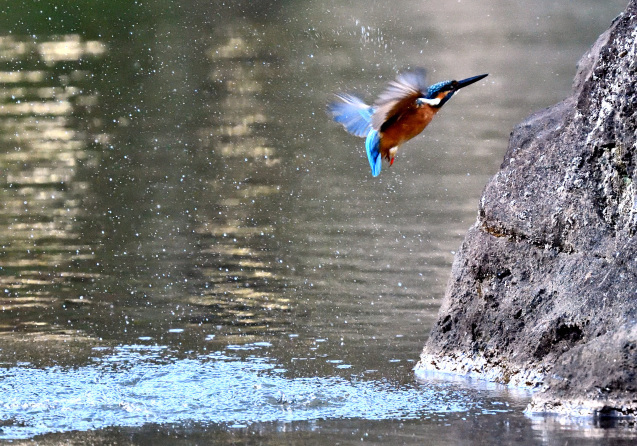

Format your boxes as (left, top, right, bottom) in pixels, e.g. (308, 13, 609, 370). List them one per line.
(0, 347, 504, 439)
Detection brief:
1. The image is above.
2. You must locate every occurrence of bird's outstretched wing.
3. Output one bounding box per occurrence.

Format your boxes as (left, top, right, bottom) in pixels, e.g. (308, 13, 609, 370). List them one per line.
(371, 68, 428, 131)
(327, 93, 373, 137)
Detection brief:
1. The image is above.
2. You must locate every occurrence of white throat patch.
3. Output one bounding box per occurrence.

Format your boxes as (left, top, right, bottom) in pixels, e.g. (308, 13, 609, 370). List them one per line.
(418, 97, 441, 107)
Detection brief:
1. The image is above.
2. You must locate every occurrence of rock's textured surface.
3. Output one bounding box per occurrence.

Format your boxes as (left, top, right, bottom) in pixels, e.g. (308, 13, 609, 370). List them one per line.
(416, 1, 637, 417)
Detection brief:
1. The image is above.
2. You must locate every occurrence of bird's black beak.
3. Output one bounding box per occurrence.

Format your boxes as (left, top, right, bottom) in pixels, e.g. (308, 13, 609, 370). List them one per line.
(454, 73, 488, 90)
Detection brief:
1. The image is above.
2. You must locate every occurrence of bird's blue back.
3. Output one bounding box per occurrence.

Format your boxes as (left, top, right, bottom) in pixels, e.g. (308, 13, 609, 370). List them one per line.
(328, 93, 382, 176)
(365, 130, 381, 176)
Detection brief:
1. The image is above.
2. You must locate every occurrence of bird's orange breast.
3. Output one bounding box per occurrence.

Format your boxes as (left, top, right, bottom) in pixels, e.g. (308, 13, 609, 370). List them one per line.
(379, 105, 438, 159)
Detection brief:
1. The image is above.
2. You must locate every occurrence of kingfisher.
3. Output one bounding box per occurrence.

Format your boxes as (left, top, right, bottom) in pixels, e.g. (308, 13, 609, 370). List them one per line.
(328, 69, 488, 176)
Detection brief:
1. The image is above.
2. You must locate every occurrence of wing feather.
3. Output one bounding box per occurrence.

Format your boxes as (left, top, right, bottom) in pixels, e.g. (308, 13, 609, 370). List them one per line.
(327, 93, 373, 137)
(371, 68, 428, 130)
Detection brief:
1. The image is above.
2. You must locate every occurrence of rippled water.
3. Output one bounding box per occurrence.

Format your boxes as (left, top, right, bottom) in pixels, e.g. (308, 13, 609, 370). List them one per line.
(0, 0, 635, 443)
(0, 344, 526, 439)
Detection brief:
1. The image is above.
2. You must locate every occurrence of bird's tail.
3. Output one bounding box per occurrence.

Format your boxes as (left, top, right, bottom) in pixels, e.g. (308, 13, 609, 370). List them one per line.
(327, 93, 373, 138)
(365, 130, 381, 177)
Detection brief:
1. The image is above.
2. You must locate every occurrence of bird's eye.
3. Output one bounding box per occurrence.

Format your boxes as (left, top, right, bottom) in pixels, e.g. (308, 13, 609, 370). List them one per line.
(449, 81, 459, 90)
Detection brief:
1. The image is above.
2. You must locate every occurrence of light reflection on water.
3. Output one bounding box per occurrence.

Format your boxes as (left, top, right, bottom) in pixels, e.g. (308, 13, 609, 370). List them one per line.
(185, 29, 294, 342)
(0, 34, 105, 340)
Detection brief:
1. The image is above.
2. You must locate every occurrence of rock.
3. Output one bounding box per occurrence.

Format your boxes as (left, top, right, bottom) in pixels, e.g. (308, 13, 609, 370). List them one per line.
(415, 0, 637, 418)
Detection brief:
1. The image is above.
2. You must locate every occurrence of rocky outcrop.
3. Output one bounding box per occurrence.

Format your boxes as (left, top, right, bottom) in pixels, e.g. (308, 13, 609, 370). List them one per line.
(416, 1, 637, 418)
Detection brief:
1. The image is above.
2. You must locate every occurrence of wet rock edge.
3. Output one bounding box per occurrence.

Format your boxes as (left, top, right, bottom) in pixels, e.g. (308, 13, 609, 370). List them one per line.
(416, 0, 637, 420)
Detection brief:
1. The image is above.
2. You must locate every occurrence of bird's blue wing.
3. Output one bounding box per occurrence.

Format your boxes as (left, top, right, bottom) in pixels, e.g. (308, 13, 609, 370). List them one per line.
(327, 93, 373, 137)
(365, 129, 382, 176)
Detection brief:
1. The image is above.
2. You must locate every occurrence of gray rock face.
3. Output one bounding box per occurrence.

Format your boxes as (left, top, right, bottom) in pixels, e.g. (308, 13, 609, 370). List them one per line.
(416, 1, 637, 417)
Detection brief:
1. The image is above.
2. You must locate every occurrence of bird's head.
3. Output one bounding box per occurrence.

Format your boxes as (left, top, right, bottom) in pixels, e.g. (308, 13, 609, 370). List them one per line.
(417, 73, 488, 108)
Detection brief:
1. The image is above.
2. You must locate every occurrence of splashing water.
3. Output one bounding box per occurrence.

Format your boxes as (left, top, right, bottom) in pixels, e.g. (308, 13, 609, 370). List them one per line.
(0, 344, 516, 439)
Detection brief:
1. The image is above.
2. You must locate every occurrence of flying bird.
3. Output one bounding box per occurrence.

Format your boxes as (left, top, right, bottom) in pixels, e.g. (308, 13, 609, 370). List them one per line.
(328, 69, 488, 176)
